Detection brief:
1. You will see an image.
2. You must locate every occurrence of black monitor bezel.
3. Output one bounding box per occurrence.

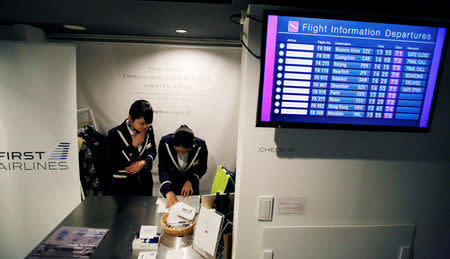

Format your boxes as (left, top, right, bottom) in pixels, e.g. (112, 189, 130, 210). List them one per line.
(256, 10, 448, 132)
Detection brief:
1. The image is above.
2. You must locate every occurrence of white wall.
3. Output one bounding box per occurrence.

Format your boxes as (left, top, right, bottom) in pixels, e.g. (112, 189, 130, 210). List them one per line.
(0, 42, 80, 258)
(233, 5, 450, 258)
(76, 42, 241, 194)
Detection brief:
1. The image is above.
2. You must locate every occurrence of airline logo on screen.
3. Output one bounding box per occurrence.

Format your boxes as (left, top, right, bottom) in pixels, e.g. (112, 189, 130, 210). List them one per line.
(0, 142, 70, 172)
(288, 21, 299, 32)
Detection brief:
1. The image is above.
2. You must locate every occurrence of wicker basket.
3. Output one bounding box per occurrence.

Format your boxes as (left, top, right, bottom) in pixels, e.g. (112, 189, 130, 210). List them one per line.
(160, 213, 197, 237)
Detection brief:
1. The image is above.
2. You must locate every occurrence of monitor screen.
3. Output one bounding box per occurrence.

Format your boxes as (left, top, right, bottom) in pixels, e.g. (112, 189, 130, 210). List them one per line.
(257, 12, 447, 131)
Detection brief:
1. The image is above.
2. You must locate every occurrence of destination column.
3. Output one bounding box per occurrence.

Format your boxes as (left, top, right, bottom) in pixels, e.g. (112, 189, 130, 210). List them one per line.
(327, 45, 373, 118)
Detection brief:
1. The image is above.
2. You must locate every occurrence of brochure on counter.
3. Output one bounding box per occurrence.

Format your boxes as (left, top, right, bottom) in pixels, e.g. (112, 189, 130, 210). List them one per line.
(29, 226, 108, 258)
(192, 206, 224, 258)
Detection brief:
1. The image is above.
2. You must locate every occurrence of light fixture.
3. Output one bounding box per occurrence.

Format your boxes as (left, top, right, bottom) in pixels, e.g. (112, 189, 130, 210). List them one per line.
(175, 29, 187, 33)
(63, 25, 86, 31)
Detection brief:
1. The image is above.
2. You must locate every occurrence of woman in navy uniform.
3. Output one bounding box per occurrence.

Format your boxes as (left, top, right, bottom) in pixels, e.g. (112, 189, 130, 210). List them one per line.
(158, 125, 208, 207)
(107, 100, 156, 195)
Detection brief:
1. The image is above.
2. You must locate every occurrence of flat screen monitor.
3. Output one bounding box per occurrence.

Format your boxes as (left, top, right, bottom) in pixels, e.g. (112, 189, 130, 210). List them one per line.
(257, 12, 447, 131)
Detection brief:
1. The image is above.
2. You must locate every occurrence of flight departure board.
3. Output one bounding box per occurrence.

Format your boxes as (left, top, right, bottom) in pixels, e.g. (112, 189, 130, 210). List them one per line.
(257, 13, 447, 130)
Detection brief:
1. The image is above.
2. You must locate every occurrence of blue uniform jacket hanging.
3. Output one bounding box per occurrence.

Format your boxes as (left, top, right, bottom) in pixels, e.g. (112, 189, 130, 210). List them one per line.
(158, 134, 208, 197)
(107, 120, 157, 178)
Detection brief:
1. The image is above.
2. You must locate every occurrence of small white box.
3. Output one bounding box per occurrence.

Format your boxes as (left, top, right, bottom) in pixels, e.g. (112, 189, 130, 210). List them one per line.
(132, 233, 160, 251)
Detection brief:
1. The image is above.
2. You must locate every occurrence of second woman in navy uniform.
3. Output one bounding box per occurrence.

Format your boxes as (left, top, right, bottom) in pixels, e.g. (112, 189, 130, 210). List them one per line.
(158, 125, 208, 208)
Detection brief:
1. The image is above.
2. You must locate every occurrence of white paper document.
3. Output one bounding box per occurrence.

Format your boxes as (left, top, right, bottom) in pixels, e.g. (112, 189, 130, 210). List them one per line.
(139, 225, 157, 239)
(156, 204, 169, 213)
(167, 203, 183, 224)
(156, 198, 165, 206)
(178, 195, 201, 213)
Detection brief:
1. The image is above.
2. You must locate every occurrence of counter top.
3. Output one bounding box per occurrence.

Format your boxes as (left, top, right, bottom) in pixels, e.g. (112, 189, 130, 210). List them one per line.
(26, 196, 209, 259)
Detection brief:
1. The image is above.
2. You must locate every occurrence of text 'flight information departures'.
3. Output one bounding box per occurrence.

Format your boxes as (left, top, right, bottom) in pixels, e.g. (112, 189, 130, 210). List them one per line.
(258, 14, 446, 130)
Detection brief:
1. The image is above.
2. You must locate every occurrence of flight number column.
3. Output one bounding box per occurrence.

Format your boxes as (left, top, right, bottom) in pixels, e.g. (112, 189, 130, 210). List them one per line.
(309, 43, 333, 116)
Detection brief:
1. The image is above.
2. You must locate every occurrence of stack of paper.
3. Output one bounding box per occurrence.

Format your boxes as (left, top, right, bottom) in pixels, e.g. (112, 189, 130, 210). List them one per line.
(156, 198, 169, 213)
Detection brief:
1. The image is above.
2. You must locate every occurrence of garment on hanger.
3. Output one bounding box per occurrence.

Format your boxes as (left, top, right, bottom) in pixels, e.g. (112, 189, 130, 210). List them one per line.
(78, 125, 107, 198)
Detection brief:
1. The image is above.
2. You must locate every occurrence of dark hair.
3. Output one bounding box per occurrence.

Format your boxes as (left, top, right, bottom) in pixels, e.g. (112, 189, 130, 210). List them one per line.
(129, 100, 153, 124)
(173, 125, 194, 148)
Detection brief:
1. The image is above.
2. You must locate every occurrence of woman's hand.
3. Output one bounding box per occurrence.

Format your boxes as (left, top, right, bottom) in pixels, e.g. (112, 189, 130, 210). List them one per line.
(131, 127, 148, 148)
(181, 180, 193, 198)
(166, 191, 178, 208)
(125, 160, 146, 174)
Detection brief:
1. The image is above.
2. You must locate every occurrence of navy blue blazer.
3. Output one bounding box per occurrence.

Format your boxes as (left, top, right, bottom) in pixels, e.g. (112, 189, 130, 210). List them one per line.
(158, 134, 208, 196)
(107, 120, 157, 177)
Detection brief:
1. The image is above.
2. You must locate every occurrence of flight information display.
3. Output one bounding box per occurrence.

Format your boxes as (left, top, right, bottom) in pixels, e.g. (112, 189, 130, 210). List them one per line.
(257, 14, 447, 130)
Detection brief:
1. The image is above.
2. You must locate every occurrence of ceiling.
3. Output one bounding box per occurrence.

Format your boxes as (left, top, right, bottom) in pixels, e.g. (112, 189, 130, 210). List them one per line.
(0, 0, 448, 43)
(0, 0, 244, 42)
